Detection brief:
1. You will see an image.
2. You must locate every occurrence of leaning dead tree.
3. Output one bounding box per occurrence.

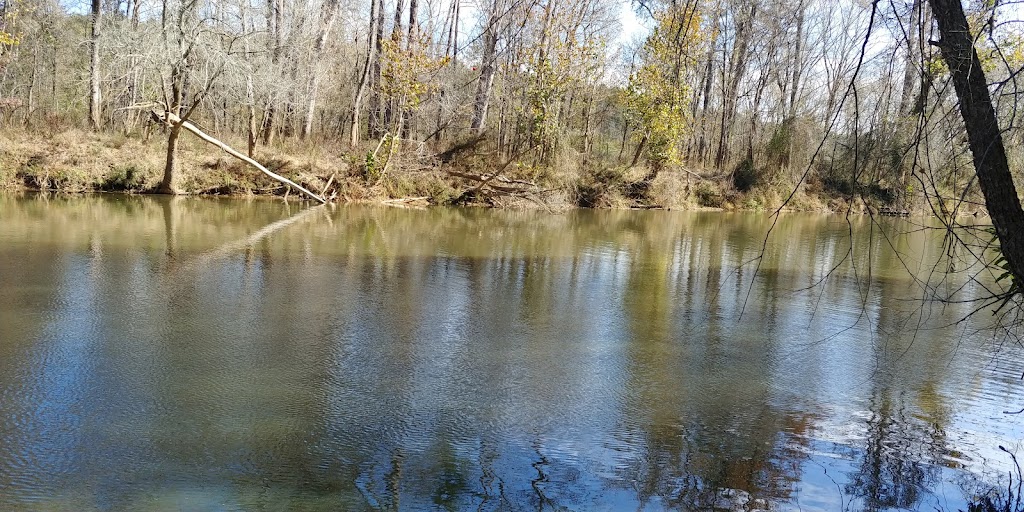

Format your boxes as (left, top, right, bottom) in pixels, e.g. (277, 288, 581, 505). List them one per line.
(150, 105, 326, 204)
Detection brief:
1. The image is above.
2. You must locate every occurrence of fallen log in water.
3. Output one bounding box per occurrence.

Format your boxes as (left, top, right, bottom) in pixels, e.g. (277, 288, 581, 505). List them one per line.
(382, 196, 430, 204)
(152, 108, 326, 204)
(381, 196, 430, 209)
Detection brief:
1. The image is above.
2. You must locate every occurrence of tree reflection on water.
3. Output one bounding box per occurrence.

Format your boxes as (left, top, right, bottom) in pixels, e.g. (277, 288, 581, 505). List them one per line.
(0, 195, 1021, 510)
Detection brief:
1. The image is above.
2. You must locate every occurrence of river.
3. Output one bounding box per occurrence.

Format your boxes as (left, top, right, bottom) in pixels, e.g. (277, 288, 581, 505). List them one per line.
(0, 194, 1022, 511)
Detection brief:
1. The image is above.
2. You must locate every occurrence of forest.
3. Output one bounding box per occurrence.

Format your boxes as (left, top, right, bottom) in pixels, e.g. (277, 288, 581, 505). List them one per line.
(0, 0, 1021, 213)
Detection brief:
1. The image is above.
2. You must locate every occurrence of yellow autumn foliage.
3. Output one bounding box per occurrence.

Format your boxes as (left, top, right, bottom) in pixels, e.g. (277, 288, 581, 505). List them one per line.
(626, 6, 703, 166)
(380, 36, 448, 111)
(0, 0, 21, 50)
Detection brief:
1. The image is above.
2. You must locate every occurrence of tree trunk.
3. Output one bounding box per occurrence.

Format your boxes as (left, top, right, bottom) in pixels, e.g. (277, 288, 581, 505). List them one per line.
(470, 0, 500, 134)
(715, 1, 756, 170)
(402, 0, 418, 138)
(748, 67, 768, 162)
(630, 136, 647, 168)
(787, 0, 805, 119)
(89, 0, 102, 130)
(247, 76, 257, 157)
(432, 0, 459, 143)
(301, 0, 339, 140)
(383, 0, 406, 132)
(351, 0, 379, 148)
(27, 44, 36, 125)
(445, 0, 459, 64)
(895, 0, 924, 201)
(407, 0, 418, 46)
(693, 32, 717, 166)
(131, 0, 141, 28)
(368, 0, 386, 138)
(928, 0, 1024, 287)
(533, 0, 558, 163)
(582, 83, 595, 154)
(51, 41, 58, 112)
(392, 0, 405, 41)
(154, 109, 326, 203)
(262, 0, 281, 145)
(160, 123, 183, 194)
(898, 0, 922, 116)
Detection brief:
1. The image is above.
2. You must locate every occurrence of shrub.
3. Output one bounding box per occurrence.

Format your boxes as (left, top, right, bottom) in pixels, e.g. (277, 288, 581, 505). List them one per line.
(732, 157, 758, 192)
(99, 165, 147, 192)
(693, 181, 723, 208)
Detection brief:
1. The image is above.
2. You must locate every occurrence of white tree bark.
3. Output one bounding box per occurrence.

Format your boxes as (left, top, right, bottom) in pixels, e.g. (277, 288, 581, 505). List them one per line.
(154, 109, 327, 203)
(89, 0, 102, 129)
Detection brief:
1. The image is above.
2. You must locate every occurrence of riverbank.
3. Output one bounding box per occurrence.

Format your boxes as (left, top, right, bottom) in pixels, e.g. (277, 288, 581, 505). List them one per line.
(0, 128, 913, 214)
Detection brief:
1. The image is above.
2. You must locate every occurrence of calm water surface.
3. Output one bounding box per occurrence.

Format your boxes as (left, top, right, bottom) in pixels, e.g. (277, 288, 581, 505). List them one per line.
(0, 194, 1022, 511)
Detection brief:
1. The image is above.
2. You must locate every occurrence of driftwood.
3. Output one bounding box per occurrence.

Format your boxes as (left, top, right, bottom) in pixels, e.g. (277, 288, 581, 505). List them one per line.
(320, 172, 336, 198)
(381, 196, 430, 209)
(434, 138, 554, 208)
(382, 196, 429, 203)
(878, 206, 910, 217)
(151, 108, 326, 204)
(447, 170, 539, 194)
(445, 142, 544, 199)
(447, 169, 555, 212)
(679, 168, 706, 180)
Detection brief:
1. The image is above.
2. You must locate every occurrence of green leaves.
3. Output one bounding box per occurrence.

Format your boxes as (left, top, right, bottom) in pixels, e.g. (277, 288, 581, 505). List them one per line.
(985, 227, 1017, 288)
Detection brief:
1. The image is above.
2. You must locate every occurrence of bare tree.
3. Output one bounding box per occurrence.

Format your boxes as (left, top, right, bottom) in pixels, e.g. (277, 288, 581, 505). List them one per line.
(367, 0, 385, 138)
(156, 0, 241, 193)
(301, 0, 340, 140)
(261, 0, 282, 145)
(351, 0, 381, 147)
(89, 0, 102, 129)
(714, 0, 757, 169)
(470, 0, 502, 134)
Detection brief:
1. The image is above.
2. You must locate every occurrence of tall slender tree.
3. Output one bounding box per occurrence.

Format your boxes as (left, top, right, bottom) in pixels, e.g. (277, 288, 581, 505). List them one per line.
(470, 0, 502, 134)
(351, 0, 380, 147)
(89, 0, 101, 129)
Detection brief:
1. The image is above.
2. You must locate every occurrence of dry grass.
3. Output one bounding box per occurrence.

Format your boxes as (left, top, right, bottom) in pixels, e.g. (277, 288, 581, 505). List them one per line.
(0, 128, 361, 197)
(0, 128, 869, 212)
(1, 128, 192, 192)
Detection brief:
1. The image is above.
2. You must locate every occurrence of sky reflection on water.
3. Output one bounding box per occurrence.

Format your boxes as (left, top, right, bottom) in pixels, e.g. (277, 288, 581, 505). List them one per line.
(0, 194, 1022, 511)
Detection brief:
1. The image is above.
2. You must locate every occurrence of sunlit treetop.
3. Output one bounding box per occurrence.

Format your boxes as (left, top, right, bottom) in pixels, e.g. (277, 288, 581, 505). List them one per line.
(626, 4, 703, 166)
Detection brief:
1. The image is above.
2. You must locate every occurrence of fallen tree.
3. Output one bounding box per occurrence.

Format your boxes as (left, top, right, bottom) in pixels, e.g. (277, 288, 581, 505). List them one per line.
(437, 140, 553, 206)
(150, 107, 326, 204)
